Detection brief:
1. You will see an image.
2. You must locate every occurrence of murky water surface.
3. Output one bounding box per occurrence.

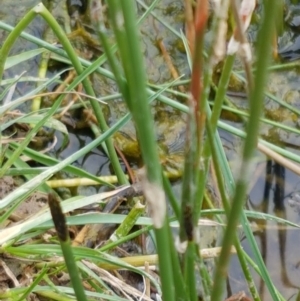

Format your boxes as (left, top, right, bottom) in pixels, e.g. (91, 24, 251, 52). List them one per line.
(2, 0, 300, 300)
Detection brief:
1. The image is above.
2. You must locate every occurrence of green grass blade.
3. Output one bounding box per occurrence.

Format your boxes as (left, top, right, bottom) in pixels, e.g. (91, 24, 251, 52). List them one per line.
(48, 193, 88, 301)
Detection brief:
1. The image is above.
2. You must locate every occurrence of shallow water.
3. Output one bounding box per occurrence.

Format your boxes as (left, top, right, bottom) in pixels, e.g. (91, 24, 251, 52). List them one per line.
(2, 1, 300, 300)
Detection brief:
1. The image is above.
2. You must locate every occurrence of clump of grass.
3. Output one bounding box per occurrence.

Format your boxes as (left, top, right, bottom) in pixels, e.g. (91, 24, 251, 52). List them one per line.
(0, 1, 299, 301)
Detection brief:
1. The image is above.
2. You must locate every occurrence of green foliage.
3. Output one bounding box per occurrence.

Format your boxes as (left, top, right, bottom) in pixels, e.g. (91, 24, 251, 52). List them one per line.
(0, 1, 298, 301)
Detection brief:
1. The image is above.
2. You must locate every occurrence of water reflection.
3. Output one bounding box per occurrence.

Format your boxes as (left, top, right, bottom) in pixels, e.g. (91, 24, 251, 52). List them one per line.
(229, 160, 300, 301)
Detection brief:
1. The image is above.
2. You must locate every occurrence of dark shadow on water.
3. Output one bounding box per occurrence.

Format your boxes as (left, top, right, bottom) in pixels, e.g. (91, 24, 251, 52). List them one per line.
(230, 160, 300, 301)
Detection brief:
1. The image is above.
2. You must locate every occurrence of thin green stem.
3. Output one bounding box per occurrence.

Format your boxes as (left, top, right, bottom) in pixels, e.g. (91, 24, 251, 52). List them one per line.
(105, 1, 180, 299)
(166, 224, 188, 301)
(184, 243, 198, 301)
(48, 193, 88, 301)
(36, 5, 126, 184)
(210, 1, 280, 300)
(0, 12, 36, 81)
(206, 118, 260, 301)
(106, 201, 145, 244)
(16, 265, 49, 301)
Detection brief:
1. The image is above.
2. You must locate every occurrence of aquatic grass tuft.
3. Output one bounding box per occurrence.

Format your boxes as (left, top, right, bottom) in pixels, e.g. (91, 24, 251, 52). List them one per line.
(0, 0, 298, 301)
(210, 1, 281, 301)
(97, 1, 179, 299)
(0, 3, 127, 184)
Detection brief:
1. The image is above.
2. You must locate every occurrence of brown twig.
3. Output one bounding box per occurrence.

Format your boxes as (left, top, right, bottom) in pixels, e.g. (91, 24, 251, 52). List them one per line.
(190, 0, 209, 136)
(156, 38, 185, 93)
(225, 291, 252, 301)
(114, 144, 136, 183)
(184, 0, 195, 55)
(50, 70, 76, 102)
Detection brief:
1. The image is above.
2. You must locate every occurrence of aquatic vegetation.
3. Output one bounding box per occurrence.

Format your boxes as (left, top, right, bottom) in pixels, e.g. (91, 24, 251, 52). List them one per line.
(1, 1, 300, 301)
